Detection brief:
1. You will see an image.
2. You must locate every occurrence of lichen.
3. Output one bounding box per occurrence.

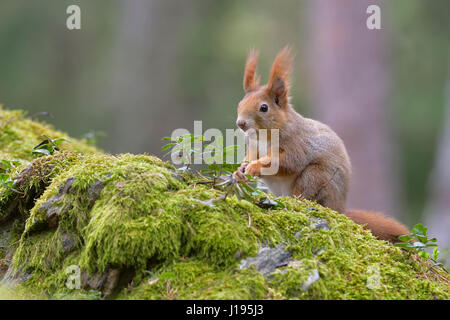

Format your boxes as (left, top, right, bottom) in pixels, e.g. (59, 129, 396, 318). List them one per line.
(0, 107, 449, 300)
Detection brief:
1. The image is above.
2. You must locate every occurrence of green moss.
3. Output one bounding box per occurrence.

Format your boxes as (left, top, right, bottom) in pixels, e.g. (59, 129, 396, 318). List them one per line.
(119, 260, 268, 300)
(0, 107, 449, 300)
(0, 106, 99, 161)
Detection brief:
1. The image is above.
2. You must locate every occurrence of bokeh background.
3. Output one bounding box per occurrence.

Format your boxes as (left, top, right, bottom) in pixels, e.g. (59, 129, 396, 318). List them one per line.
(0, 0, 449, 254)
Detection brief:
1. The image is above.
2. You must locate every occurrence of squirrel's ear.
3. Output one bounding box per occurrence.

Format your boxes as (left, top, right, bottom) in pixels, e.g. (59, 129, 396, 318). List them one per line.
(266, 46, 294, 107)
(243, 49, 260, 92)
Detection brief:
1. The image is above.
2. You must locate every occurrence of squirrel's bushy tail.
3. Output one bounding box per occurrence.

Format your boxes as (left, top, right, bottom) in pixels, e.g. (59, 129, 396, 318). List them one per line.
(345, 209, 409, 243)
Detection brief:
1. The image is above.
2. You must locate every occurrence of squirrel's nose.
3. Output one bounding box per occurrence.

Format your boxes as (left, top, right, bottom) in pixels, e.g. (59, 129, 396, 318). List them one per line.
(236, 119, 247, 130)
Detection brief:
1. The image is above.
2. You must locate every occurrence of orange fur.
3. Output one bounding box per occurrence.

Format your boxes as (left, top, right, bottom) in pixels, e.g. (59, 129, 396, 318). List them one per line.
(234, 47, 410, 243)
(243, 49, 260, 92)
(346, 210, 410, 243)
(266, 46, 294, 106)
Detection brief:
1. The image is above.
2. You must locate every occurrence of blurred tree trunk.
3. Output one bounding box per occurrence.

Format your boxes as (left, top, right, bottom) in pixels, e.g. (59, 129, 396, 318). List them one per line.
(108, 0, 194, 154)
(308, 0, 402, 218)
(425, 63, 450, 248)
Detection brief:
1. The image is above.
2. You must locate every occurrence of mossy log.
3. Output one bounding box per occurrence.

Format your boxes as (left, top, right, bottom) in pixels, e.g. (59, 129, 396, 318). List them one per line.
(0, 106, 449, 299)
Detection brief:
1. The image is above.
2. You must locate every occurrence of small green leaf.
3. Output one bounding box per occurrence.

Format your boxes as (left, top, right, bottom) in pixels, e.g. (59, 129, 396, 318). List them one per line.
(412, 223, 427, 236)
(412, 242, 426, 248)
(161, 143, 176, 151)
(417, 235, 428, 243)
(398, 235, 411, 242)
(33, 139, 51, 149)
(32, 148, 51, 156)
(0, 173, 9, 183)
(432, 248, 439, 261)
(52, 138, 70, 145)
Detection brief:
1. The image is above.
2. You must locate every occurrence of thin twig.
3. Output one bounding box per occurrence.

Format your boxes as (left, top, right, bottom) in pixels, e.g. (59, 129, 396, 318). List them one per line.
(194, 180, 214, 185)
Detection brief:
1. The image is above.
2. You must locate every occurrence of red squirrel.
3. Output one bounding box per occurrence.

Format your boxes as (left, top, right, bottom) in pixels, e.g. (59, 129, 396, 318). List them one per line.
(233, 47, 409, 243)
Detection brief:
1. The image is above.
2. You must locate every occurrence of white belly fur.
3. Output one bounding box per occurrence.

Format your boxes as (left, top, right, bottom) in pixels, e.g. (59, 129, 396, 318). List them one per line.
(261, 175, 297, 197)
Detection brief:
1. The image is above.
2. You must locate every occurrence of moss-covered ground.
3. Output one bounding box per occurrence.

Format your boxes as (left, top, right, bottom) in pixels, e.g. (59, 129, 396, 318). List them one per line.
(0, 106, 449, 300)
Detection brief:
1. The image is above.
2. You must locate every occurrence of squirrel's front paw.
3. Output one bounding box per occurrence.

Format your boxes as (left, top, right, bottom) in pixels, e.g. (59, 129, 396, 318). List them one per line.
(244, 161, 261, 177)
(233, 163, 248, 181)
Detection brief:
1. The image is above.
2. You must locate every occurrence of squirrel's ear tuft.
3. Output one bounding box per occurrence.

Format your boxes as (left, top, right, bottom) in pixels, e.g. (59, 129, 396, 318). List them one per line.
(243, 49, 260, 92)
(267, 46, 294, 107)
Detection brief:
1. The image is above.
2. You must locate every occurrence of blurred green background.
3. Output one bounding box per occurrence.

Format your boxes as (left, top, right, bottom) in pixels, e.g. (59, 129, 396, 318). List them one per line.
(0, 0, 449, 249)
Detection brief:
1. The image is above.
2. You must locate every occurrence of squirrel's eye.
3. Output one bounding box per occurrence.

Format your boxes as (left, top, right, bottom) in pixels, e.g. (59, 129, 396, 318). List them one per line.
(259, 104, 268, 112)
